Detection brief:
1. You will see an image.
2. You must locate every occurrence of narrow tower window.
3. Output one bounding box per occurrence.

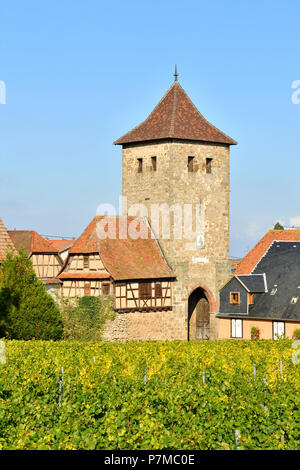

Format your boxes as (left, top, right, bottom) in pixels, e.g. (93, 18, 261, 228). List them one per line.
(206, 158, 212, 174)
(151, 156, 157, 171)
(188, 156, 194, 172)
(137, 158, 143, 173)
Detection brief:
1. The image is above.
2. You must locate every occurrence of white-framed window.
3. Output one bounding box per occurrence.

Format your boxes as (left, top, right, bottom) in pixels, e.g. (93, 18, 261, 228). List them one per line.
(273, 321, 285, 340)
(231, 319, 243, 338)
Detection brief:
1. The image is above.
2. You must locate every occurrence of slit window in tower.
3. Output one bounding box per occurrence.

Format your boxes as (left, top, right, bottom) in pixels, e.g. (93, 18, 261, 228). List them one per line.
(151, 156, 157, 171)
(188, 156, 194, 172)
(137, 158, 143, 173)
(206, 158, 212, 174)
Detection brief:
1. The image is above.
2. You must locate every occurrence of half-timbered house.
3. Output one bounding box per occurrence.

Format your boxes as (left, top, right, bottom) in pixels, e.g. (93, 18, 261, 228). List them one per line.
(8, 230, 63, 294)
(58, 216, 175, 327)
(47, 238, 76, 262)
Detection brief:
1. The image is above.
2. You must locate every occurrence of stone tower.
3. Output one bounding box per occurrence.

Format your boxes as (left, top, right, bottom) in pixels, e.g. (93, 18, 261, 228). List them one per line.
(114, 77, 237, 340)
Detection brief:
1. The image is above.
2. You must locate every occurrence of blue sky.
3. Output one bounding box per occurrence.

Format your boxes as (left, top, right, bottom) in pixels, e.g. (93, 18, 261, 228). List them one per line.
(0, 0, 299, 258)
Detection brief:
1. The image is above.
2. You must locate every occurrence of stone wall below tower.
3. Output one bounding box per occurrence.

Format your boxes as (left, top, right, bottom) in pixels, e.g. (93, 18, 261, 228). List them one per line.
(102, 309, 186, 341)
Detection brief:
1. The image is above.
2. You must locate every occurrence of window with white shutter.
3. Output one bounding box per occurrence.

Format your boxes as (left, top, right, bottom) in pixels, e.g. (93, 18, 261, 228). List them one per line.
(231, 319, 243, 338)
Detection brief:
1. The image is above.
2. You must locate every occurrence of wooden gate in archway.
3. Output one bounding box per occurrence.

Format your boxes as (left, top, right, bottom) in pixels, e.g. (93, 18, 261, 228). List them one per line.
(188, 288, 210, 340)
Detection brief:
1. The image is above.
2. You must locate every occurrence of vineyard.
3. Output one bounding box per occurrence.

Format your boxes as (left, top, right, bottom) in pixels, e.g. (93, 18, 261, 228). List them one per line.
(0, 339, 299, 450)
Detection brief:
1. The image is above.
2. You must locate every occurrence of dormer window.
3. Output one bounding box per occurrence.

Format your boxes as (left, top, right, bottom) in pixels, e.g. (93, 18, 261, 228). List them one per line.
(248, 293, 254, 305)
(230, 292, 240, 305)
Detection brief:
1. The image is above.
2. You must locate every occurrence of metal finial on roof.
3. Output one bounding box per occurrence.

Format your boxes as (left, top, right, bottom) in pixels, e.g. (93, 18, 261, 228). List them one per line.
(174, 64, 178, 82)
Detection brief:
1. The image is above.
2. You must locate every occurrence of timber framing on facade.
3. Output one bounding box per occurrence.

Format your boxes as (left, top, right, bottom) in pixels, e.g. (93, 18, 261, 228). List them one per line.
(8, 229, 64, 291)
(58, 215, 176, 314)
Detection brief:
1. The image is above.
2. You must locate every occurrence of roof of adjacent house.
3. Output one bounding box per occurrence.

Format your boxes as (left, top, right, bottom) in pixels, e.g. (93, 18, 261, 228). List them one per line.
(248, 241, 300, 321)
(114, 81, 237, 146)
(67, 215, 175, 281)
(47, 239, 75, 253)
(219, 241, 300, 321)
(8, 230, 59, 254)
(0, 218, 17, 260)
(236, 274, 266, 293)
(235, 230, 300, 275)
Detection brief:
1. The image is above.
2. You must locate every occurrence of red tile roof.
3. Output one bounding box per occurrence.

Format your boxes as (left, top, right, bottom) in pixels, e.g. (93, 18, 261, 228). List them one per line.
(114, 81, 237, 146)
(58, 272, 110, 280)
(0, 218, 17, 260)
(8, 230, 59, 254)
(47, 239, 75, 253)
(68, 216, 175, 281)
(235, 230, 300, 274)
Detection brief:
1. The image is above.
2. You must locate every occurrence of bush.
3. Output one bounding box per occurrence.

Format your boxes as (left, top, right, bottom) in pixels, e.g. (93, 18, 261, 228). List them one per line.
(251, 327, 260, 339)
(0, 250, 63, 340)
(60, 295, 115, 341)
(293, 328, 300, 339)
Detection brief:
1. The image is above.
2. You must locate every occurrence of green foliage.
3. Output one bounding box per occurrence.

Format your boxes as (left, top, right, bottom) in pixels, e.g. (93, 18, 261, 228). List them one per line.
(293, 328, 300, 339)
(0, 250, 63, 340)
(251, 327, 260, 339)
(0, 340, 298, 450)
(273, 222, 284, 230)
(60, 295, 115, 341)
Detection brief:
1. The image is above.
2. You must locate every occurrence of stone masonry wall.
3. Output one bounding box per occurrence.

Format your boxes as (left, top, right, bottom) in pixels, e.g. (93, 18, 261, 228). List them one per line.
(103, 139, 232, 341)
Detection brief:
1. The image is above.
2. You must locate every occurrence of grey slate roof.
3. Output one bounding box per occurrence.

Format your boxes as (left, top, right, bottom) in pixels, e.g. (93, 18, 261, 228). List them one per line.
(218, 241, 300, 321)
(236, 274, 266, 293)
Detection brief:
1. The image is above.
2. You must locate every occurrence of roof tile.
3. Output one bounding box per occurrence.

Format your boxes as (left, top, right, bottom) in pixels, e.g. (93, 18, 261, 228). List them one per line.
(114, 82, 237, 146)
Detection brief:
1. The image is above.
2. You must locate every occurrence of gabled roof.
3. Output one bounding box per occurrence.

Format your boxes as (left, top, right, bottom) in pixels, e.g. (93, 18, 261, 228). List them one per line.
(0, 218, 17, 260)
(8, 230, 59, 254)
(248, 241, 300, 321)
(114, 81, 237, 146)
(68, 215, 175, 281)
(236, 274, 266, 293)
(47, 239, 75, 253)
(235, 230, 300, 275)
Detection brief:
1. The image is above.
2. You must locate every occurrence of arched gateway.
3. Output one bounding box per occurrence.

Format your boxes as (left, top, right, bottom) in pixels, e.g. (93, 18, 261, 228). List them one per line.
(188, 286, 215, 340)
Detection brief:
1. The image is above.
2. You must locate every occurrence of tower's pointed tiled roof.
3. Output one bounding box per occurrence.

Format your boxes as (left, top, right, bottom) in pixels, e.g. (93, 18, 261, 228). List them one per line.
(114, 81, 237, 146)
(0, 218, 17, 260)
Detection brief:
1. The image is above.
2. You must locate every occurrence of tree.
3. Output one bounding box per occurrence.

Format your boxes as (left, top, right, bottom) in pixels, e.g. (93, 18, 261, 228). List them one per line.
(273, 222, 284, 230)
(0, 250, 63, 340)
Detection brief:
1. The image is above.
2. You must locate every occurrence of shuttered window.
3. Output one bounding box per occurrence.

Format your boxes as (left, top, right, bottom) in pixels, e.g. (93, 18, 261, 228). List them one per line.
(273, 322, 285, 339)
(155, 282, 162, 298)
(231, 319, 242, 338)
(84, 283, 91, 295)
(139, 282, 152, 299)
(102, 283, 110, 295)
